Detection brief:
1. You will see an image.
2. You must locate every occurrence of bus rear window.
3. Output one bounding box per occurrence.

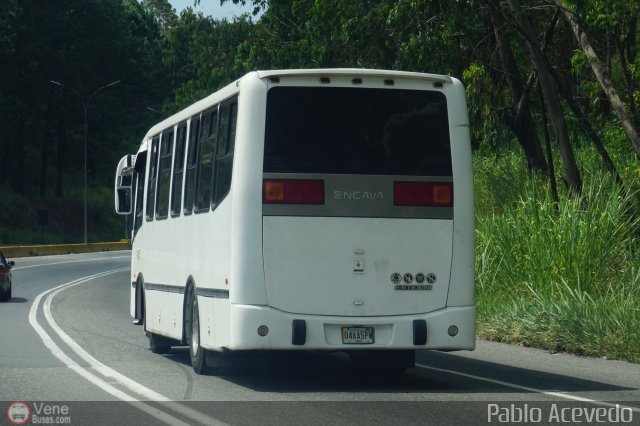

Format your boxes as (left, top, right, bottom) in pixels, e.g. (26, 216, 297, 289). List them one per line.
(264, 87, 452, 176)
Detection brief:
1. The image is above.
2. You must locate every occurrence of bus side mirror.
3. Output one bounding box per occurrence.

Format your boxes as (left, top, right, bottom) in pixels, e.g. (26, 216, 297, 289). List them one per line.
(115, 154, 134, 215)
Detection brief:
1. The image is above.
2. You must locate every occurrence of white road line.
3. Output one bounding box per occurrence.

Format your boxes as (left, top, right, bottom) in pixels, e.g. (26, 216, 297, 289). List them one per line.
(416, 363, 640, 413)
(30, 269, 228, 426)
(14, 255, 130, 270)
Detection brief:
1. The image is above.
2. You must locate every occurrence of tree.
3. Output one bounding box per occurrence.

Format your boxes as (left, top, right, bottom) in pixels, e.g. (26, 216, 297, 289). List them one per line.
(0, 0, 170, 242)
(508, 0, 582, 190)
(163, 10, 255, 110)
(487, 0, 548, 172)
(550, 0, 640, 159)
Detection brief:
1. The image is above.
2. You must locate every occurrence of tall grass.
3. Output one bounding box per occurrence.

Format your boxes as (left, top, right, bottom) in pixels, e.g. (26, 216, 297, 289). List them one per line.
(475, 151, 640, 362)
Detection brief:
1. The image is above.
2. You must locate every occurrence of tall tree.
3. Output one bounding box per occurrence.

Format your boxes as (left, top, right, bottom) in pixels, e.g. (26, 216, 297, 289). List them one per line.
(487, 0, 548, 172)
(163, 10, 254, 110)
(549, 0, 640, 159)
(508, 0, 582, 190)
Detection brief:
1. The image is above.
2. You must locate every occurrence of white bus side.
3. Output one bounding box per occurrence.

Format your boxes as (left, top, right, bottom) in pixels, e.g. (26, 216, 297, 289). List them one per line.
(115, 69, 475, 374)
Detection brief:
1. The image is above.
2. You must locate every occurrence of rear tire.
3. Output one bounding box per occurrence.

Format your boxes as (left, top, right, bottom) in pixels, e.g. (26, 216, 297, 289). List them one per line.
(189, 291, 207, 374)
(149, 333, 172, 354)
(133, 277, 144, 325)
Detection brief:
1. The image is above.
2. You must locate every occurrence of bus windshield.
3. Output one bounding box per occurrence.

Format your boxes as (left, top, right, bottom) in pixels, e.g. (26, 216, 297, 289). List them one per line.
(264, 86, 452, 176)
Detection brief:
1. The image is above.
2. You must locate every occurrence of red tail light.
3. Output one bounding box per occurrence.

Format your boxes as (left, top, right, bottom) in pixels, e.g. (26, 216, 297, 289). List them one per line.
(263, 179, 325, 204)
(394, 181, 453, 207)
(0, 268, 5, 277)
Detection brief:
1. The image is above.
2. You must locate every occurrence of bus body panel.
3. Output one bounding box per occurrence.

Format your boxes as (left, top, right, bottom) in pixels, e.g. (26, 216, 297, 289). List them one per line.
(137, 193, 234, 340)
(446, 78, 475, 307)
(228, 304, 475, 350)
(262, 216, 453, 316)
(196, 295, 232, 349)
(229, 74, 269, 306)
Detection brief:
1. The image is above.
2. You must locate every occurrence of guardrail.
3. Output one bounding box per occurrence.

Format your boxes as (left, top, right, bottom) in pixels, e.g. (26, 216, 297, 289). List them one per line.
(0, 240, 131, 258)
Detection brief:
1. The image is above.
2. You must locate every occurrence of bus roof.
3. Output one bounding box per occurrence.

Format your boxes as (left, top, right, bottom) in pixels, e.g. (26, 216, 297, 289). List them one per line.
(256, 68, 452, 83)
(141, 69, 453, 144)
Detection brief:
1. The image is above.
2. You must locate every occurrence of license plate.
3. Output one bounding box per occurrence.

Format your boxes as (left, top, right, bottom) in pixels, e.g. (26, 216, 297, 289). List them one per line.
(341, 327, 375, 344)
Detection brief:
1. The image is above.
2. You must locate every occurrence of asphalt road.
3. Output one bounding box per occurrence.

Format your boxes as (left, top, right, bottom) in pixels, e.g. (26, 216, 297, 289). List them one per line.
(1, 251, 639, 425)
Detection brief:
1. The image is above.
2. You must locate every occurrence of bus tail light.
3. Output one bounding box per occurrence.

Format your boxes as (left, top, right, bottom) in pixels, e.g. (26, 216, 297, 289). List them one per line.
(263, 179, 325, 204)
(394, 182, 453, 207)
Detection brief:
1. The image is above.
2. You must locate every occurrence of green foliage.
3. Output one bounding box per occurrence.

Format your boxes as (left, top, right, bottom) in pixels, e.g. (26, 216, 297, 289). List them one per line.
(232, 0, 393, 70)
(0, 0, 170, 194)
(163, 10, 255, 110)
(473, 147, 538, 214)
(476, 148, 640, 362)
(568, 0, 640, 128)
(0, 0, 171, 242)
(462, 63, 509, 150)
(0, 184, 126, 244)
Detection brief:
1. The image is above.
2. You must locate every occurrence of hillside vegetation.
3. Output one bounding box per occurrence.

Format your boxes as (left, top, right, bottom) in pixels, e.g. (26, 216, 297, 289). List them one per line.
(475, 142, 640, 362)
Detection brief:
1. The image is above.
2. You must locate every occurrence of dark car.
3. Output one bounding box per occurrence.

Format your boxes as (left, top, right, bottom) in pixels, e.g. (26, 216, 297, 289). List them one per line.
(0, 251, 15, 302)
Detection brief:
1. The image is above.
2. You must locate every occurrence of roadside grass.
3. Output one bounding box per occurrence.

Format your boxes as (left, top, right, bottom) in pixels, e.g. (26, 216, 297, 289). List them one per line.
(474, 149, 640, 363)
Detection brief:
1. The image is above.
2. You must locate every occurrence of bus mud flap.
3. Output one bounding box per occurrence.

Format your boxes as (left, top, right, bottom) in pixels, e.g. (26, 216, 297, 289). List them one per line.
(413, 320, 427, 345)
(292, 319, 306, 345)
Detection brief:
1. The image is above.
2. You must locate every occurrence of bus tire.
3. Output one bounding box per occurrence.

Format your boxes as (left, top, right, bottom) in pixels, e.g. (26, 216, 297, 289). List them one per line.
(134, 276, 144, 325)
(189, 290, 208, 374)
(149, 333, 172, 354)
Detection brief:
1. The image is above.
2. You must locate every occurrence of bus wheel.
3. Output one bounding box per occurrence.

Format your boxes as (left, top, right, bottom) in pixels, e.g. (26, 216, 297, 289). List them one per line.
(149, 333, 172, 354)
(133, 277, 144, 325)
(189, 291, 208, 374)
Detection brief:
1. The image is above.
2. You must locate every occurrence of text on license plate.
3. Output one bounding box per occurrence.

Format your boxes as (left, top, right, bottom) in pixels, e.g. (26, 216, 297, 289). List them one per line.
(341, 327, 375, 344)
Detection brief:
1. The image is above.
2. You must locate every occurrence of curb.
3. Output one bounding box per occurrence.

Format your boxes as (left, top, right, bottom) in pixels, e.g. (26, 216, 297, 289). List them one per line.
(0, 240, 131, 258)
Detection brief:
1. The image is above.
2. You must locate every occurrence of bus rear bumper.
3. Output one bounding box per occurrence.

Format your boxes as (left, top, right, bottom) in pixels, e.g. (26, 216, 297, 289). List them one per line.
(227, 304, 475, 351)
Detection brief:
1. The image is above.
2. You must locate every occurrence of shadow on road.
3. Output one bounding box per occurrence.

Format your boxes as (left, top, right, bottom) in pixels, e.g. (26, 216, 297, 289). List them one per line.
(162, 347, 634, 396)
(4, 297, 29, 304)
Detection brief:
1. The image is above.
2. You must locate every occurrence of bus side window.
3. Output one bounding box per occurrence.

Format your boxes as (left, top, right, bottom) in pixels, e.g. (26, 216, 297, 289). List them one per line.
(156, 129, 174, 220)
(215, 100, 237, 205)
(145, 137, 159, 221)
(171, 123, 187, 217)
(195, 108, 218, 212)
(184, 116, 200, 215)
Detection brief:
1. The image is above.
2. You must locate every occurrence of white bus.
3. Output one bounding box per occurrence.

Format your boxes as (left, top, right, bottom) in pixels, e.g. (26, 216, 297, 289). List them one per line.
(115, 69, 475, 374)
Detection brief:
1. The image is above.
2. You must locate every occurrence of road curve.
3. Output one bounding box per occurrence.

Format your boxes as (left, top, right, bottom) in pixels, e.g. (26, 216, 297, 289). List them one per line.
(1, 252, 639, 425)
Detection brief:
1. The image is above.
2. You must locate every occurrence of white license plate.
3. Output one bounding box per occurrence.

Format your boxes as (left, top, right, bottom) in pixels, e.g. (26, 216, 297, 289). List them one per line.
(341, 327, 375, 344)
